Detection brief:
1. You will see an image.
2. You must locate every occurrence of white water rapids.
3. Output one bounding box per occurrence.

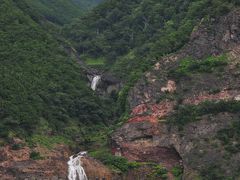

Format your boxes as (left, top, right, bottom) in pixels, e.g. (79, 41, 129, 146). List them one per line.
(68, 152, 88, 180)
(91, 75, 101, 91)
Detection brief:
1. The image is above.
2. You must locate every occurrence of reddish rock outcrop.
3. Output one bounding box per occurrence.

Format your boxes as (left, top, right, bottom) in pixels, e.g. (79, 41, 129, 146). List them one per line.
(0, 141, 156, 180)
(81, 157, 118, 180)
(0, 143, 70, 180)
(112, 9, 240, 180)
(129, 101, 176, 124)
(183, 90, 240, 105)
(112, 103, 182, 176)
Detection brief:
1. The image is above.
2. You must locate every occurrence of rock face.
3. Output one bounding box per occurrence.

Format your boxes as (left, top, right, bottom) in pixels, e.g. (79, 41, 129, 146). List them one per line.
(98, 73, 123, 95)
(128, 9, 240, 108)
(161, 80, 177, 93)
(87, 72, 122, 96)
(81, 157, 119, 180)
(112, 9, 240, 179)
(0, 140, 152, 180)
(0, 142, 70, 180)
(0, 141, 117, 180)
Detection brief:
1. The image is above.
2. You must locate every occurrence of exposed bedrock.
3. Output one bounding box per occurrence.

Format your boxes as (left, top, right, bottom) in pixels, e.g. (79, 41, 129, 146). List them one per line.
(112, 9, 240, 179)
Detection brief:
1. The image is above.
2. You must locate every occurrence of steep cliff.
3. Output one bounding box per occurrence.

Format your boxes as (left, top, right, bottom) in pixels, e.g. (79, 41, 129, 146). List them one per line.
(112, 9, 240, 179)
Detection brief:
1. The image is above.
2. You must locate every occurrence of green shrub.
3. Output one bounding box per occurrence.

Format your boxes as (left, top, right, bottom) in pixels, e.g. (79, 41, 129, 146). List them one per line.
(209, 88, 221, 94)
(172, 165, 183, 178)
(30, 151, 43, 160)
(11, 143, 24, 150)
(0, 139, 7, 147)
(89, 149, 133, 172)
(128, 161, 142, 169)
(26, 135, 72, 149)
(148, 165, 168, 179)
(169, 55, 228, 79)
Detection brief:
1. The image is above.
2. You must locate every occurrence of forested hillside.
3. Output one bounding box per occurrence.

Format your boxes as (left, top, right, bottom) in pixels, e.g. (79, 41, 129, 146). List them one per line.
(64, 0, 239, 80)
(1, 0, 240, 179)
(63, 0, 239, 115)
(22, 0, 102, 25)
(0, 0, 111, 145)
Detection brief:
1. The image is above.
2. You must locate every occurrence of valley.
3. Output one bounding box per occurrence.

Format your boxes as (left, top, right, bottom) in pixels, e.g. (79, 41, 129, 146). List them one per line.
(0, 0, 240, 179)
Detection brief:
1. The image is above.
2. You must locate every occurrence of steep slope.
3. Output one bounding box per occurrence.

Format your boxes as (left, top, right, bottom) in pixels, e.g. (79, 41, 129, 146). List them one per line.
(1, 0, 240, 179)
(0, 1, 116, 179)
(64, 0, 239, 80)
(112, 9, 240, 179)
(0, 0, 112, 144)
(61, 0, 240, 178)
(63, 0, 239, 118)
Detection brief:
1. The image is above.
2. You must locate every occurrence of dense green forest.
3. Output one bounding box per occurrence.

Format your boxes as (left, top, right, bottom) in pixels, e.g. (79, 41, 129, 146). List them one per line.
(0, 0, 110, 146)
(64, 0, 239, 80)
(63, 0, 239, 113)
(0, 0, 239, 149)
(0, 0, 239, 176)
(22, 0, 102, 25)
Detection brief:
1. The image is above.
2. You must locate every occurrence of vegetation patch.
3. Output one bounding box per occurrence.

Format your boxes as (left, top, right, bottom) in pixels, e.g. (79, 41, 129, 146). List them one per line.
(147, 164, 168, 180)
(90, 148, 172, 178)
(11, 143, 24, 150)
(30, 151, 43, 160)
(89, 149, 141, 172)
(27, 135, 72, 149)
(168, 100, 240, 128)
(171, 165, 183, 179)
(169, 55, 228, 79)
(84, 57, 105, 66)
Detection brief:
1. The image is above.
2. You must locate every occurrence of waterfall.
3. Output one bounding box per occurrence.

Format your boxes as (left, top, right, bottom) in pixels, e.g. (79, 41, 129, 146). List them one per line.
(68, 152, 88, 180)
(91, 75, 101, 91)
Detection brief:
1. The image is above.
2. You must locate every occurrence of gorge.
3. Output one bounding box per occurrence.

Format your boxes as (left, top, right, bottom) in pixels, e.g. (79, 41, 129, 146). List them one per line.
(0, 0, 240, 179)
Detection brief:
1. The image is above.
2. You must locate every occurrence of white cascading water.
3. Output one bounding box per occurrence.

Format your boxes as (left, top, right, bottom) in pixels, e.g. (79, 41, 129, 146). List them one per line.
(68, 152, 88, 180)
(91, 75, 101, 91)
